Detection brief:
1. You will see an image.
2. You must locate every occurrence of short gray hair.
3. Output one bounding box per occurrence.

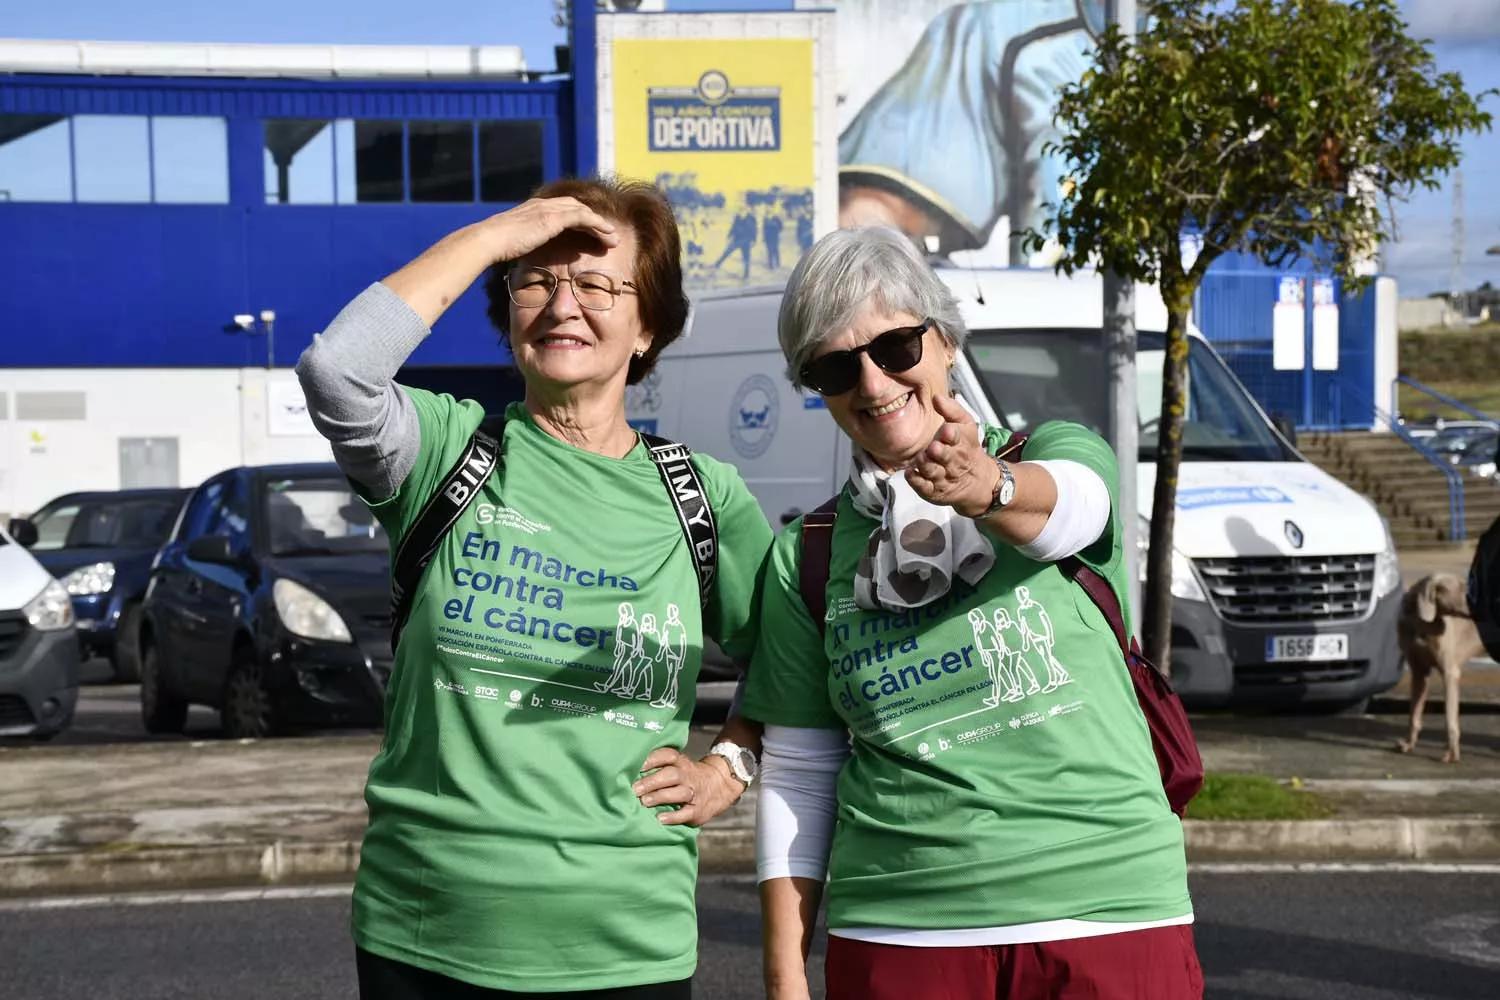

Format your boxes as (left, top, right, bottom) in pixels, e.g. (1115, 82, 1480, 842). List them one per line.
(777, 225, 967, 389)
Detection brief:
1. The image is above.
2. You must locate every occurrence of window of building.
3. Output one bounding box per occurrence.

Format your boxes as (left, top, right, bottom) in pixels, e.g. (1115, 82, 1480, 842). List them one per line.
(409, 121, 475, 203)
(0, 114, 72, 202)
(347, 120, 404, 203)
(152, 116, 229, 204)
(74, 115, 151, 203)
(480, 121, 544, 204)
(263, 119, 337, 204)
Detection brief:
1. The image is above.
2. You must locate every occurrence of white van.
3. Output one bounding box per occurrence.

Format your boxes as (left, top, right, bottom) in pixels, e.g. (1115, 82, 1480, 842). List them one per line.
(0, 522, 82, 738)
(639, 267, 1403, 710)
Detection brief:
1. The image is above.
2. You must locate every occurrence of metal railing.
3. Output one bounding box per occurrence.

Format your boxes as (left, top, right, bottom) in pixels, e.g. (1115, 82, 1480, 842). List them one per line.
(1337, 379, 1467, 541)
(1391, 375, 1500, 426)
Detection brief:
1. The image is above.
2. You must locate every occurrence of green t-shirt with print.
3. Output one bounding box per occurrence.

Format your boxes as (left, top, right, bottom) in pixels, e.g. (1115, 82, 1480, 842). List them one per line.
(352, 394, 773, 992)
(742, 420, 1191, 931)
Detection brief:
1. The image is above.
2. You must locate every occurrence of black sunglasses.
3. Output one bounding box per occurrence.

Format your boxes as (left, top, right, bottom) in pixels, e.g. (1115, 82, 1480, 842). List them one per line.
(799, 318, 932, 396)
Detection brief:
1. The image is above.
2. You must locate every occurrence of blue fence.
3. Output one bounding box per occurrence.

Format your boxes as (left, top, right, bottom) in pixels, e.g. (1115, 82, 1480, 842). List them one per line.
(1195, 266, 1378, 431)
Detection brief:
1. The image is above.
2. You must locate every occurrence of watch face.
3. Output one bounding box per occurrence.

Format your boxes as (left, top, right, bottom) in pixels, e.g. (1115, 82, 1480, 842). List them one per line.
(998, 478, 1017, 506)
(736, 748, 759, 779)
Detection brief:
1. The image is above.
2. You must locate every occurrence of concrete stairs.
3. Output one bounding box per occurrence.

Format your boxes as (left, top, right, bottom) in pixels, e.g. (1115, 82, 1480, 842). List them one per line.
(1299, 431, 1500, 547)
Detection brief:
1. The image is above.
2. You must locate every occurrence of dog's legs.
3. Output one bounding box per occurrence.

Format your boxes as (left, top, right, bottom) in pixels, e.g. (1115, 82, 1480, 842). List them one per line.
(1398, 660, 1429, 754)
(1442, 664, 1462, 764)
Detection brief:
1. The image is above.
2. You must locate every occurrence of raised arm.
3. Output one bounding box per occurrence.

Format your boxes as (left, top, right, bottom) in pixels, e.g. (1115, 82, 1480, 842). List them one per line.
(296, 199, 619, 500)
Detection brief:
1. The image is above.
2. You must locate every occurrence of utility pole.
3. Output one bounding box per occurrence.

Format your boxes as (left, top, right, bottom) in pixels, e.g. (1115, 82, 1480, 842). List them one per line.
(1451, 169, 1466, 318)
(1103, 0, 1141, 628)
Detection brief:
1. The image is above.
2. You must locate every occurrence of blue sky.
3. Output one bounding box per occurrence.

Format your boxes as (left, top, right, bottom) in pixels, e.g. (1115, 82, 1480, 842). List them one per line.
(6, 0, 1498, 296)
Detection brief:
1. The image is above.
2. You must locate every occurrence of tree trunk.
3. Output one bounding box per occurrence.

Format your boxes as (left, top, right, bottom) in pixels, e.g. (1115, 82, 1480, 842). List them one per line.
(1141, 297, 1194, 675)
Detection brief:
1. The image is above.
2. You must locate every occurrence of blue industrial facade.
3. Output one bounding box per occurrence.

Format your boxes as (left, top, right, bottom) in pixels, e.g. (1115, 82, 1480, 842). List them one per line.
(1, 71, 581, 368)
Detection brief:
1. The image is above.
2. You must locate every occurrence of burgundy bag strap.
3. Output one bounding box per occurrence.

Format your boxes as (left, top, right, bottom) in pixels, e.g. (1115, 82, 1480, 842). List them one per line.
(799, 496, 841, 632)
(1059, 556, 1133, 661)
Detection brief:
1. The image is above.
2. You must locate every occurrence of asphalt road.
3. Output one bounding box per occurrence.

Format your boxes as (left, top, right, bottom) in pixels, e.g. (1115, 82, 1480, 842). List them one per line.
(1, 871, 1497, 999)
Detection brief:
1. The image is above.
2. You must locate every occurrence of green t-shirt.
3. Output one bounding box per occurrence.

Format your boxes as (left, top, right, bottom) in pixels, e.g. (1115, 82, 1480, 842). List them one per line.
(742, 420, 1191, 931)
(352, 394, 773, 992)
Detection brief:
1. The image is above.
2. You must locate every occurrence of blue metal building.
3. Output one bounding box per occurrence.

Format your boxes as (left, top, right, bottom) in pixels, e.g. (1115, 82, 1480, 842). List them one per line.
(1, 34, 596, 372)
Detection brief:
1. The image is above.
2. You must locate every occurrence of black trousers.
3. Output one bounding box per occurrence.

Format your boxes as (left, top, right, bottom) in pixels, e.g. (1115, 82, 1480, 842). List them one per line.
(356, 948, 693, 1000)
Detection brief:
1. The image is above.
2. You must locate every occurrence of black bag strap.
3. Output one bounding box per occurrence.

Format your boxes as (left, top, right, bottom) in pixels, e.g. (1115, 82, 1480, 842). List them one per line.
(800, 431, 1029, 634)
(641, 432, 719, 610)
(389, 424, 502, 653)
(800, 496, 841, 632)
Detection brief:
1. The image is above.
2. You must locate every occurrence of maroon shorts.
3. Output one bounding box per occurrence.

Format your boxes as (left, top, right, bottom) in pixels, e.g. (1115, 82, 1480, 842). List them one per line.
(825, 924, 1204, 1000)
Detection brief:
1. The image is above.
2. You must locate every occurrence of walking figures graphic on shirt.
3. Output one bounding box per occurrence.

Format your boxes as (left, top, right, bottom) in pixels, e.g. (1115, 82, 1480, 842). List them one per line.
(1015, 586, 1072, 694)
(970, 590, 1074, 708)
(596, 603, 644, 696)
(596, 601, 686, 707)
(649, 604, 687, 709)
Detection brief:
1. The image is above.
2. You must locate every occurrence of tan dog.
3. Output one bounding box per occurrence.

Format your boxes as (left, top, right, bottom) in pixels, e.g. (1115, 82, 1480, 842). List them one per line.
(1396, 574, 1485, 764)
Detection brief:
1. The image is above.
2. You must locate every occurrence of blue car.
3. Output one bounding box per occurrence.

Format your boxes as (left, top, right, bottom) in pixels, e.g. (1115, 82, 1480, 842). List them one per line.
(10, 489, 189, 682)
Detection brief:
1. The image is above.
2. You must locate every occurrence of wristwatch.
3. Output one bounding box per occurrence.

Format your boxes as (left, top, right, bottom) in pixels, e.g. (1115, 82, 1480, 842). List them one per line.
(706, 741, 759, 788)
(980, 455, 1017, 517)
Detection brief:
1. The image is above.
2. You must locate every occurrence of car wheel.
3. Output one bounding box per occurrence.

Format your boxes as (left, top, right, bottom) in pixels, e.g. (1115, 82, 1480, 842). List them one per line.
(140, 643, 188, 734)
(222, 652, 277, 740)
(112, 604, 143, 684)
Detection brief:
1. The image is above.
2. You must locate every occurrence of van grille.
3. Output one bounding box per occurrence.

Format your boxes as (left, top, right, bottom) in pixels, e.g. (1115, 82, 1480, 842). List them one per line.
(1193, 555, 1375, 625)
(0, 612, 26, 661)
(0, 695, 35, 728)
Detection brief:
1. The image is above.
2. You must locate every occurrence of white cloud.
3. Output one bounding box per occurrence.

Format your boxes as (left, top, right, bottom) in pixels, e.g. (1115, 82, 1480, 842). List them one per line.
(1402, 0, 1500, 47)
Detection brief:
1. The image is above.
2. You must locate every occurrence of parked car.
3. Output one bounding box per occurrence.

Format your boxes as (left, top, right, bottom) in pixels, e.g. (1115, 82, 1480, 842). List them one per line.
(9, 488, 188, 681)
(0, 522, 81, 740)
(1427, 422, 1498, 463)
(137, 463, 393, 738)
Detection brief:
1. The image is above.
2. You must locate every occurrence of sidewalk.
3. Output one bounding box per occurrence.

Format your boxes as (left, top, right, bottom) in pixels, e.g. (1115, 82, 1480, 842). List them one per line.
(3, 696, 1500, 896)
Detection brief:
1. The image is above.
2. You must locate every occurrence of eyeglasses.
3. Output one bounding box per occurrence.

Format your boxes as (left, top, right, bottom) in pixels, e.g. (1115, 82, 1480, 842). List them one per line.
(799, 318, 932, 396)
(505, 267, 638, 312)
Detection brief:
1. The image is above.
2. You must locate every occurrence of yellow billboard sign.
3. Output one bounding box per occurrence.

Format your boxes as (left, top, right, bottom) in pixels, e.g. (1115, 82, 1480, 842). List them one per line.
(610, 38, 816, 290)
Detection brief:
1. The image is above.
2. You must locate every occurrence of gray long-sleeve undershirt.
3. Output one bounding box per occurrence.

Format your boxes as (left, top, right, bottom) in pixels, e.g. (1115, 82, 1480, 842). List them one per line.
(295, 282, 430, 501)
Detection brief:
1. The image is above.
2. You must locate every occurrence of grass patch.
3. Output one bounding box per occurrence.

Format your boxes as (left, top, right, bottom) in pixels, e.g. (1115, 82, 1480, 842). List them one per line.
(1183, 773, 1335, 821)
(1397, 380, 1500, 422)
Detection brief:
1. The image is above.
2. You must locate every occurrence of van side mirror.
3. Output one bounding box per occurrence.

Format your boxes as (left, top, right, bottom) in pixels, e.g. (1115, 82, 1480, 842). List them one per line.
(1272, 415, 1297, 447)
(186, 534, 238, 565)
(7, 518, 38, 548)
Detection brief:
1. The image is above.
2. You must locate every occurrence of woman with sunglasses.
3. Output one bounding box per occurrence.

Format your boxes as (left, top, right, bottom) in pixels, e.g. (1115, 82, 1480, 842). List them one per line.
(296, 177, 772, 999)
(742, 226, 1201, 1000)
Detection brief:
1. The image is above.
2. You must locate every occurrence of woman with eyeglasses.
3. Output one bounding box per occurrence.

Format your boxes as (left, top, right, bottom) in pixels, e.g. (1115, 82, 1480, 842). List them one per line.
(742, 226, 1201, 1000)
(296, 177, 773, 999)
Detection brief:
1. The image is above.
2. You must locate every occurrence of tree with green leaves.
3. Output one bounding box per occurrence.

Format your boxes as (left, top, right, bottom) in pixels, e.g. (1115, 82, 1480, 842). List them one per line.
(1024, 0, 1493, 674)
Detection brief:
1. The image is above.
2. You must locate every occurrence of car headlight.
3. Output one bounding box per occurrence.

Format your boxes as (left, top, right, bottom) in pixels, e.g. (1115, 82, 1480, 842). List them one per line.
(1136, 517, 1207, 601)
(1374, 518, 1401, 599)
(273, 578, 352, 643)
(60, 561, 115, 596)
(24, 579, 75, 631)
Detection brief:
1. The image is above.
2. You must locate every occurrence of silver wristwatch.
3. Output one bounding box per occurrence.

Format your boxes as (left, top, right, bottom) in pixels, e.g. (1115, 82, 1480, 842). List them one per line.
(706, 741, 759, 788)
(980, 456, 1017, 517)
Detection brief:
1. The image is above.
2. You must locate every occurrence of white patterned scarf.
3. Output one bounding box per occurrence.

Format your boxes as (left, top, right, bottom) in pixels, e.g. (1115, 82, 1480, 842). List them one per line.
(847, 432, 997, 612)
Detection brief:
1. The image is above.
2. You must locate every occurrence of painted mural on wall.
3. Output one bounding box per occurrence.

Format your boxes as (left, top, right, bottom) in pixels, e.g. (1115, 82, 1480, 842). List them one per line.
(818, 0, 1129, 266)
(610, 39, 816, 291)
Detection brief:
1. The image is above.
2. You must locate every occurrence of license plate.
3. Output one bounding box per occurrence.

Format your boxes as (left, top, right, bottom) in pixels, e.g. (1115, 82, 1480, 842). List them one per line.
(1265, 634, 1348, 662)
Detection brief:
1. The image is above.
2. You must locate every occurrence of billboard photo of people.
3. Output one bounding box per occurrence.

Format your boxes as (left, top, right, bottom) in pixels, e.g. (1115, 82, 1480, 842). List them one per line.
(804, 0, 1130, 265)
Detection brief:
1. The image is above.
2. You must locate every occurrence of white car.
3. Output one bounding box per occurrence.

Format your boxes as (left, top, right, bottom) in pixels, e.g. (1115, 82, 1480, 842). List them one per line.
(0, 522, 82, 738)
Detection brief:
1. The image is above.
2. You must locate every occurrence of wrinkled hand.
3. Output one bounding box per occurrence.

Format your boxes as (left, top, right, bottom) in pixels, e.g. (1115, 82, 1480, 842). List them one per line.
(905, 394, 1000, 518)
(483, 196, 620, 262)
(634, 748, 745, 827)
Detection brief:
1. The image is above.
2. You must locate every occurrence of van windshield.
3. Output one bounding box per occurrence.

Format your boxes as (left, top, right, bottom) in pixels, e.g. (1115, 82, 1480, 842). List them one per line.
(965, 329, 1295, 463)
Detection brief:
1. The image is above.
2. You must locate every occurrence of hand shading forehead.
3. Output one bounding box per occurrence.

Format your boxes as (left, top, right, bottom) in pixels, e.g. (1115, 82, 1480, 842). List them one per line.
(519, 225, 637, 273)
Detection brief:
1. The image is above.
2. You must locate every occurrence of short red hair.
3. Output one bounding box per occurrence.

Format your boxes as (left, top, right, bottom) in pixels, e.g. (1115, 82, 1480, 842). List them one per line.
(484, 175, 688, 385)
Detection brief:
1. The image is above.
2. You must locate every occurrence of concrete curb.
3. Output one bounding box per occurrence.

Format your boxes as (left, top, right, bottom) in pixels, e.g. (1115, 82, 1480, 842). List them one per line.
(3, 818, 1500, 897)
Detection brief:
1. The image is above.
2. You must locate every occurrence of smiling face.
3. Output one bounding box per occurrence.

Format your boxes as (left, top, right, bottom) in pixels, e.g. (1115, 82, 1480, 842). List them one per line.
(507, 226, 651, 396)
(814, 303, 955, 470)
